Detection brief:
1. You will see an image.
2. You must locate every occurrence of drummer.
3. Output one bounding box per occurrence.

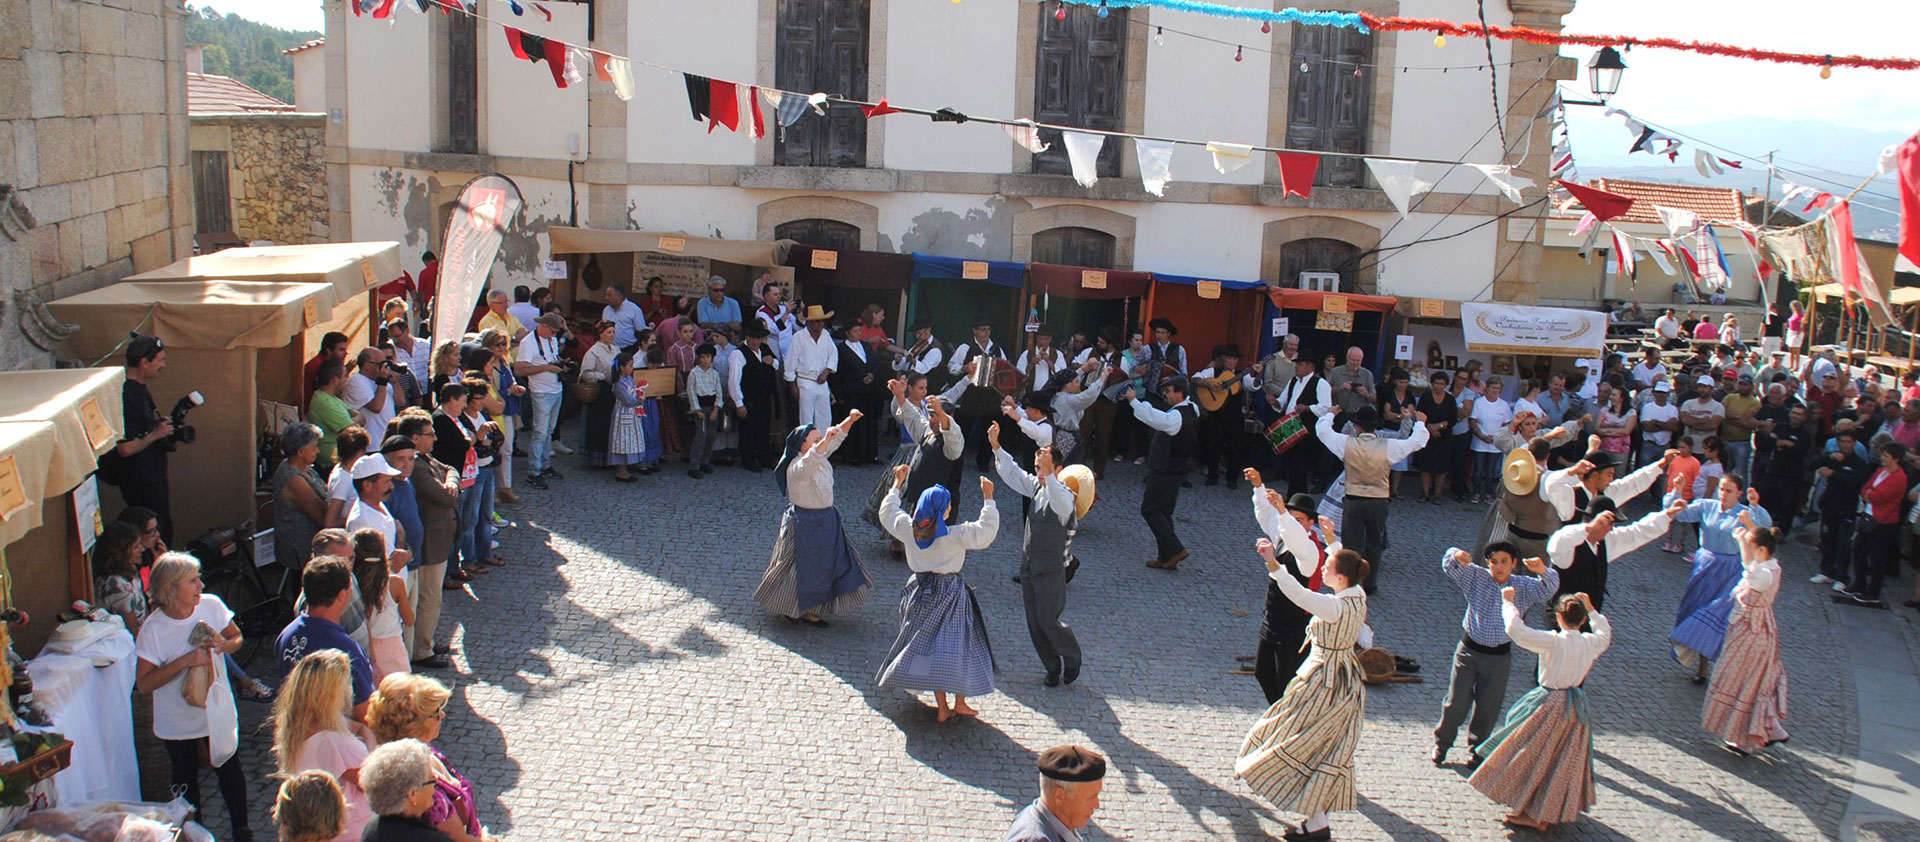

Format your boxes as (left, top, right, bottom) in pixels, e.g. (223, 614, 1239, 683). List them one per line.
(1272, 348, 1330, 496)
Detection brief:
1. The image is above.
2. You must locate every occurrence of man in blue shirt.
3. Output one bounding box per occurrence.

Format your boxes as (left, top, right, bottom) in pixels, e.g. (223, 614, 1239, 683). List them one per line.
(377, 436, 425, 570)
(694, 276, 742, 333)
(1432, 542, 1558, 768)
(276, 556, 376, 720)
(601, 283, 649, 351)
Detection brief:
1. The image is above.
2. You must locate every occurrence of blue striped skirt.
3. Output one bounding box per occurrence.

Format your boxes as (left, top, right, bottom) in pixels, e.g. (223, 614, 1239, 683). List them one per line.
(875, 572, 996, 697)
(1670, 548, 1742, 667)
(752, 505, 871, 619)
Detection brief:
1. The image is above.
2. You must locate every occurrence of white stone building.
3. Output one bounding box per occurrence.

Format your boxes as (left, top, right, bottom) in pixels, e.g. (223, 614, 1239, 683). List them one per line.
(325, 0, 1577, 318)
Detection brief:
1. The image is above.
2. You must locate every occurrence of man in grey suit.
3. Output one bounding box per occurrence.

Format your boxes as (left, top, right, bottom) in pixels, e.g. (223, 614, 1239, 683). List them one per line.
(1003, 745, 1106, 842)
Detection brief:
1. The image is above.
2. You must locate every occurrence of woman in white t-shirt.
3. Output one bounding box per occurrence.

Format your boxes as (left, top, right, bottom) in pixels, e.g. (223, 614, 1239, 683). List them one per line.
(133, 553, 253, 842)
(1467, 376, 1513, 503)
(325, 426, 373, 529)
(274, 649, 376, 842)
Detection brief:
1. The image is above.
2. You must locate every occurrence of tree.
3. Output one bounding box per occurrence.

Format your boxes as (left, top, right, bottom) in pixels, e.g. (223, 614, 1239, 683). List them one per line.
(200, 42, 232, 76)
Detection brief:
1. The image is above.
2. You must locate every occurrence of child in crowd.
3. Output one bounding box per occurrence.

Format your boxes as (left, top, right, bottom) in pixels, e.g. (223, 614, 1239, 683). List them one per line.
(609, 351, 655, 481)
(351, 529, 413, 682)
(1662, 436, 1702, 553)
(686, 344, 722, 478)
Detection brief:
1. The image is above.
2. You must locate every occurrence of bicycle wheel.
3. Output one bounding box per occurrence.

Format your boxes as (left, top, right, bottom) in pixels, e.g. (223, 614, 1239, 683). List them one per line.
(202, 566, 289, 670)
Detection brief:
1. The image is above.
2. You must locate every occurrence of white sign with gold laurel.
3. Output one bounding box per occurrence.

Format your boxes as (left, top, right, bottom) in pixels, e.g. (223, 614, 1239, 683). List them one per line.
(1460, 302, 1605, 359)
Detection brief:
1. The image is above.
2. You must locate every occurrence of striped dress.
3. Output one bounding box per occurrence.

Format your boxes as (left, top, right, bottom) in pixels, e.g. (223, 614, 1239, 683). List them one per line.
(1234, 590, 1367, 816)
(1469, 603, 1611, 825)
(1702, 557, 1788, 752)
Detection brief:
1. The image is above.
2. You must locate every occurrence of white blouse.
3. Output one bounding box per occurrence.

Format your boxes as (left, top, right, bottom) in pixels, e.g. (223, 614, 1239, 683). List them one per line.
(580, 341, 620, 383)
(1251, 484, 1338, 580)
(1502, 600, 1611, 689)
(784, 425, 847, 510)
(879, 485, 999, 574)
(1739, 556, 1781, 596)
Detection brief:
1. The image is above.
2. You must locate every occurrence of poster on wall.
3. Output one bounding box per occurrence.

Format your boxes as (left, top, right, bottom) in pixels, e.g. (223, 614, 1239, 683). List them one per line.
(1315, 311, 1353, 333)
(1394, 335, 1414, 360)
(431, 173, 525, 346)
(1460, 302, 1606, 359)
(73, 475, 102, 554)
(633, 253, 715, 299)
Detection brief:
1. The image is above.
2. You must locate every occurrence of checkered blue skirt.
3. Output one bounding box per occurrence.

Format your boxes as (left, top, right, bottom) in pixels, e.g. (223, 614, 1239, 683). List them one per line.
(875, 572, 997, 697)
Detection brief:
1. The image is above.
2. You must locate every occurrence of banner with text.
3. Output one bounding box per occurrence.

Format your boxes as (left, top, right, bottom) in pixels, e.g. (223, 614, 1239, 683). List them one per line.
(1459, 302, 1605, 359)
(432, 173, 524, 344)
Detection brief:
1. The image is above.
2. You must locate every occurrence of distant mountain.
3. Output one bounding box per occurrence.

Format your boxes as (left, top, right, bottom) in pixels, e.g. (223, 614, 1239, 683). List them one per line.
(184, 6, 321, 104)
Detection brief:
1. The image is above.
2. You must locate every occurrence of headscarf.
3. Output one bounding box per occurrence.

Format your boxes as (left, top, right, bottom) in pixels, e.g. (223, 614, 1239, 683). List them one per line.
(912, 485, 951, 549)
(773, 424, 815, 497)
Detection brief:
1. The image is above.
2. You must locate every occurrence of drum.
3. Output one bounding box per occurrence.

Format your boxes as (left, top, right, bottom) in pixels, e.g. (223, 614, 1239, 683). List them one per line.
(1265, 412, 1309, 455)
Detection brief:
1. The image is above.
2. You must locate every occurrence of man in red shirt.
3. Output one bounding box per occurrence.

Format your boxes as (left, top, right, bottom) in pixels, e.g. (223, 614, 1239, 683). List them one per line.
(303, 332, 352, 410)
(415, 251, 440, 313)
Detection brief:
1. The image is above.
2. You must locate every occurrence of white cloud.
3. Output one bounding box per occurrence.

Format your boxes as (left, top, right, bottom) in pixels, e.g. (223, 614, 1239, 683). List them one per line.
(192, 0, 324, 33)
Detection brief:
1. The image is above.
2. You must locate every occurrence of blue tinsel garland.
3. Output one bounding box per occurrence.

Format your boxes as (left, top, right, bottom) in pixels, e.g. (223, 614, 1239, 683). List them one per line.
(1057, 0, 1368, 32)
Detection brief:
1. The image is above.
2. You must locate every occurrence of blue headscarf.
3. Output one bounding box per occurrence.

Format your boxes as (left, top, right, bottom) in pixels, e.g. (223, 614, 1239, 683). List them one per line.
(912, 484, 951, 549)
(773, 424, 816, 497)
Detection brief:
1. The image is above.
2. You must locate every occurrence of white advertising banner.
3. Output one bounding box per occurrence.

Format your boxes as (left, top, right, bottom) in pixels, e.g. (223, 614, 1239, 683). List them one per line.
(1459, 302, 1606, 359)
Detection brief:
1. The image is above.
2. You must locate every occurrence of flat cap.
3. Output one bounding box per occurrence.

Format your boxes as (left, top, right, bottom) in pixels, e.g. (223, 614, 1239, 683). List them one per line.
(1037, 745, 1106, 783)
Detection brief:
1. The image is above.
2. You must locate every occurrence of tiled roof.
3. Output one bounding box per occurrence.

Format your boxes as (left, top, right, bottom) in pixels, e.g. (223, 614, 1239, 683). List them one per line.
(1568, 178, 1749, 226)
(283, 38, 325, 55)
(187, 72, 296, 115)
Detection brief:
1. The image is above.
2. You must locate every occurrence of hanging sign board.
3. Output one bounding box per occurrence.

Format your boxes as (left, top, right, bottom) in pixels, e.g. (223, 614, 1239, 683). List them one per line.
(1323, 294, 1348, 314)
(302, 298, 320, 326)
(657, 236, 687, 253)
(1196, 280, 1222, 300)
(0, 456, 26, 521)
(1419, 298, 1445, 318)
(1272, 317, 1289, 338)
(79, 398, 115, 452)
(542, 260, 569, 280)
(360, 260, 379, 290)
(961, 261, 989, 280)
(634, 252, 714, 299)
(810, 249, 839, 270)
(73, 475, 101, 554)
(1394, 335, 1415, 360)
(1081, 270, 1107, 290)
(1460, 302, 1606, 358)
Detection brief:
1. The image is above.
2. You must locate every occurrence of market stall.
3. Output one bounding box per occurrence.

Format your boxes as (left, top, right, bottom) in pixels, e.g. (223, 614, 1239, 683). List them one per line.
(46, 280, 339, 543)
(123, 241, 402, 358)
(1808, 282, 1920, 366)
(785, 245, 914, 340)
(1027, 263, 1151, 362)
(907, 254, 1028, 348)
(1264, 288, 1398, 374)
(1148, 273, 1266, 370)
(545, 227, 794, 328)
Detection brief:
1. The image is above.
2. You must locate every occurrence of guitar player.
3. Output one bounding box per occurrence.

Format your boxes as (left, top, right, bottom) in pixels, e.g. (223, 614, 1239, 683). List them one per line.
(1194, 343, 1257, 489)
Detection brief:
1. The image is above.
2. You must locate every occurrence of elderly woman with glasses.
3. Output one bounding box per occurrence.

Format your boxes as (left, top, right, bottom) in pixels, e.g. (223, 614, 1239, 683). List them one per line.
(366, 675, 496, 842)
(275, 422, 330, 573)
(358, 739, 459, 842)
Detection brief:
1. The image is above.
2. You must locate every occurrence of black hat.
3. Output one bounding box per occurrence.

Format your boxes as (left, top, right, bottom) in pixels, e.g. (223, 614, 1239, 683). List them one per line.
(972, 316, 993, 328)
(379, 435, 416, 455)
(1035, 323, 1055, 336)
(1148, 317, 1177, 335)
(743, 320, 770, 338)
(1583, 451, 1617, 473)
(1020, 390, 1055, 414)
(1585, 494, 1618, 521)
(1160, 375, 1189, 395)
(1287, 493, 1318, 519)
(1352, 405, 1381, 432)
(1215, 342, 1242, 360)
(909, 316, 934, 332)
(1037, 745, 1107, 783)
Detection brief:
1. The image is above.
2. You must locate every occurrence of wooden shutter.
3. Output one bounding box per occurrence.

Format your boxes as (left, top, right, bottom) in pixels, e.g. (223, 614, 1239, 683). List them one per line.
(446, 11, 478, 154)
(1033, 5, 1126, 177)
(775, 0, 869, 168)
(191, 150, 231, 234)
(1031, 227, 1116, 269)
(775, 219, 861, 251)
(1279, 238, 1359, 291)
(1285, 24, 1373, 188)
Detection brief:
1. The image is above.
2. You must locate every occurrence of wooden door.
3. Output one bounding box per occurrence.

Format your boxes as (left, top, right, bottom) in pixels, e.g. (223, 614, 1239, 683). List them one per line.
(775, 0, 869, 167)
(191, 150, 231, 234)
(1285, 24, 1373, 187)
(1033, 4, 1126, 177)
(775, 219, 861, 251)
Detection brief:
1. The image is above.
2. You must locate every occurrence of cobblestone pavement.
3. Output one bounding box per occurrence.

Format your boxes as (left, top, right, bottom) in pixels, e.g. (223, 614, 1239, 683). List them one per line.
(198, 435, 1882, 841)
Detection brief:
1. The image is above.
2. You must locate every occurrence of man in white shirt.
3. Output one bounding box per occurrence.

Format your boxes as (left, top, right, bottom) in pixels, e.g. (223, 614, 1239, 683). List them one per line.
(895, 318, 946, 383)
(507, 286, 541, 332)
(1125, 376, 1197, 571)
(1638, 381, 1680, 468)
(1547, 495, 1682, 611)
(1312, 404, 1431, 591)
(346, 454, 410, 572)
(1654, 308, 1683, 348)
(1630, 347, 1667, 389)
(1273, 351, 1332, 496)
(713, 326, 745, 465)
(945, 319, 1009, 472)
(755, 285, 798, 359)
(1467, 376, 1512, 503)
(1016, 326, 1069, 389)
(784, 305, 839, 428)
(1679, 379, 1726, 454)
(514, 313, 568, 488)
(343, 347, 398, 439)
(601, 284, 649, 351)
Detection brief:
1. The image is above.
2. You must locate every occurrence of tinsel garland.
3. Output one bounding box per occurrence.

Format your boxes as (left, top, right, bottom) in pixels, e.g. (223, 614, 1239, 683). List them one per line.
(1359, 13, 1920, 70)
(1057, 0, 1368, 31)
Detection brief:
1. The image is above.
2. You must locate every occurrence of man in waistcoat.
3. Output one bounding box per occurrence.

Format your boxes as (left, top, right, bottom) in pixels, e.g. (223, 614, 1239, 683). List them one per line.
(1273, 350, 1330, 496)
(1244, 472, 1333, 703)
(946, 317, 1010, 472)
(1547, 494, 1682, 611)
(992, 423, 1088, 687)
(1313, 405, 1430, 592)
(1126, 376, 1197, 571)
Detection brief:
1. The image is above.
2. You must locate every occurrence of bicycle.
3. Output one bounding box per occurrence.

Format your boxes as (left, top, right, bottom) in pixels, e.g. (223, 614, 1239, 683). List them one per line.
(185, 520, 293, 670)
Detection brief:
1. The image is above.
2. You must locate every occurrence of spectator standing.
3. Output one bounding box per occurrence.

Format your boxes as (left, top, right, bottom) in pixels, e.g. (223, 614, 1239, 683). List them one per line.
(515, 314, 569, 490)
(113, 334, 178, 544)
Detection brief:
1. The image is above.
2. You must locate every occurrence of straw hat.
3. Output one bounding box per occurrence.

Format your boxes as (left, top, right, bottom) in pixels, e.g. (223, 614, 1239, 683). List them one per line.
(1502, 448, 1539, 496)
(1059, 464, 1097, 519)
(802, 304, 834, 322)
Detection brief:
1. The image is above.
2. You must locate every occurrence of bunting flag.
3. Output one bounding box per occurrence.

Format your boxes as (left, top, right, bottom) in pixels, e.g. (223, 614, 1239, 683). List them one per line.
(1896, 136, 1920, 276)
(1719, 157, 1743, 169)
(1135, 139, 1174, 197)
(1830, 199, 1895, 326)
(1002, 119, 1049, 154)
(683, 74, 711, 123)
(746, 86, 765, 139)
(762, 89, 808, 127)
(370, 0, 399, 18)
(1733, 226, 1773, 280)
(1642, 238, 1677, 275)
(531, 2, 551, 21)
(807, 92, 829, 116)
(502, 27, 568, 88)
(594, 53, 633, 101)
(1206, 141, 1253, 174)
(1063, 131, 1105, 188)
(707, 79, 738, 133)
(1467, 163, 1531, 202)
(1610, 227, 1637, 282)
(1557, 180, 1634, 223)
(861, 99, 901, 119)
(1802, 191, 1835, 215)
(1367, 159, 1433, 217)
(1571, 211, 1598, 237)
(1694, 149, 1725, 179)
(1655, 205, 1701, 238)
(1692, 228, 1731, 290)
(1276, 152, 1319, 200)
(563, 47, 587, 87)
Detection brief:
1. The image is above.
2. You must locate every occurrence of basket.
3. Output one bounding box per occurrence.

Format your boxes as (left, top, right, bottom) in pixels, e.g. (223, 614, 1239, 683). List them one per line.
(2, 740, 73, 785)
(1356, 647, 1396, 684)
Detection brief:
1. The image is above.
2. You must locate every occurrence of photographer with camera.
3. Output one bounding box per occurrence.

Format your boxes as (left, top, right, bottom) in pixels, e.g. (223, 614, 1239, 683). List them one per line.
(345, 348, 399, 442)
(110, 334, 200, 545)
(515, 313, 571, 490)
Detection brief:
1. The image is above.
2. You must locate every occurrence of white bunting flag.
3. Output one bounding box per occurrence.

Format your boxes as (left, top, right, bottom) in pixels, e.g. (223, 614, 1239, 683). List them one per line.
(563, 47, 587, 87)
(1655, 205, 1702, 239)
(1134, 139, 1174, 196)
(1063, 131, 1105, 188)
(807, 92, 829, 116)
(1002, 119, 1049, 154)
(1205, 141, 1253, 174)
(601, 55, 633, 101)
(1365, 159, 1432, 218)
(1468, 163, 1532, 203)
(1610, 227, 1637, 281)
(1641, 238, 1677, 275)
(1693, 148, 1724, 179)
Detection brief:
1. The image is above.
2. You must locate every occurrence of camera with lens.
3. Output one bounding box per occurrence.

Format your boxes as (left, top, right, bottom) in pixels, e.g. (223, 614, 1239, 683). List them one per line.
(159, 391, 205, 451)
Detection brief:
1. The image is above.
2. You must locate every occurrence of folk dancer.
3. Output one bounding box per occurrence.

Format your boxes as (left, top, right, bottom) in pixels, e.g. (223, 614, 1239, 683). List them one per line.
(1126, 377, 1198, 571)
(783, 305, 839, 429)
(946, 318, 1010, 473)
(1472, 413, 1575, 560)
(1670, 477, 1770, 682)
(876, 470, 1001, 723)
(1545, 447, 1671, 524)
(1234, 538, 1372, 842)
(833, 325, 882, 464)
(1313, 405, 1430, 592)
(1083, 328, 1136, 476)
(1547, 495, 1684, 612)
(1466, 591, 1609, 832)
(1701, 513, 1789, 755)
(751, 412, 873, 628)
(733, 321, 782, 472)
(866, 377, 964, 556)
(1196, 344, 1257, 489)
(1044, 364, 1105, 467)
(991, 422, 1096, 687)
(1243, 469, 1338, 705)
(1433, 544, 1559, 768)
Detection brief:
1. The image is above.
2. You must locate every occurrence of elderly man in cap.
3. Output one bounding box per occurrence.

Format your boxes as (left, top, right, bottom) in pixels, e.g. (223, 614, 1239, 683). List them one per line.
(1004, 746, 1106, 842)
(1548, 494, 1683, 612)
(515, 312, 570, 488)
(1312, 403, 1430, 592)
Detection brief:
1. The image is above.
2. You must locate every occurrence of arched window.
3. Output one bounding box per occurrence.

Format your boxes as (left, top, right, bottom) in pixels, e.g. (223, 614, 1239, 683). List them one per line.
(775, 218, 861, 251)
(1031, 227, 1115, 268)
(1279, 238, 1360, 291)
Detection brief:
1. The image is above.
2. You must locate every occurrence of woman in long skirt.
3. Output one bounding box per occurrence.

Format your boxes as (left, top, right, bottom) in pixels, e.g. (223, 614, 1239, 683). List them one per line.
(578, 320, 621, 467)
(752, 412, 872, 627)
(1235, 534, 1370, 842)
(865, 376, 931, 531)
(1702, 512, 1789, 754)
(875, 469, 1001, 723)
(607, 352, 651, 481)
(1468, 591, 1609, 831)
(1670, 476, 1770, 681)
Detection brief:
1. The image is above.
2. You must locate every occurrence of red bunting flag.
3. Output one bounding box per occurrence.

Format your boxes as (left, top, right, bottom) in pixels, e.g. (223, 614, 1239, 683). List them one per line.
(748, 86, 766, 139)
(861, 99, 901, 119)
(1897, 136, 1920, 274)
(504, 27, 531, 60)
(708, 79, 739, 133)
(1557, 180, 1635, 223)
(1276, 152, 1319, 200)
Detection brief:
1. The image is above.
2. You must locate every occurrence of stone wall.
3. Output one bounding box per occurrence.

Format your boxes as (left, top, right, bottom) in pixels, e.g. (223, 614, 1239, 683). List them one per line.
(0, 0, 192, 371)
(191, 113, 329, 245)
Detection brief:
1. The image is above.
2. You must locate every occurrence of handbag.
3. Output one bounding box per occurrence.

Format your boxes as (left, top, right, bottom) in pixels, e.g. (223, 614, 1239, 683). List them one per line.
(570, 379, 603, 404)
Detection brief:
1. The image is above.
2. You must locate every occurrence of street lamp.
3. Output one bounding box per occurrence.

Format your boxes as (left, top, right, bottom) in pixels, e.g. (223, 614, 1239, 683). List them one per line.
(1587, 46, 1627, 101)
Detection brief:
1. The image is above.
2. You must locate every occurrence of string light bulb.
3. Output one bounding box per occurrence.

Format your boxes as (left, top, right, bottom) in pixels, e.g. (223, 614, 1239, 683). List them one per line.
(1354, 67, 1363, 78)
(1820, 56, 1833, 79)
(1234, 45, 1243, 62)
(1054, 3, 1066, 20)
(1299, 61, 1309, 73)
(1434, 32, 1446, 48)
(1096, 0, 1108, 18)
(1261, 20, 1271, 34)
(1154, 26, 1164, 45)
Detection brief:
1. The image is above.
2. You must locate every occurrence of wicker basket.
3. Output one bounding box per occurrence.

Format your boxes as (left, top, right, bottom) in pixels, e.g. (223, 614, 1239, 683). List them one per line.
(2, 740, 73, 785)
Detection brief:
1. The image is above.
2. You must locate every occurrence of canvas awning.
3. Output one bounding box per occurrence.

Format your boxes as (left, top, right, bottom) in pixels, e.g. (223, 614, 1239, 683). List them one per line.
(0, 421, 61, 548)
(786, 245, 914, 291)
(1265, 288, 1399, 313)
(125, 242, 402, 304)
(1028, 263, 1152, 300)
(910, 254, 1025, 288)
(0, 367, 125, 499)
(547, 227, 792, 267)
(47, 281, 339, 358)
(1810, 282, 1920, 307)
(1151, 273, 1267, 292)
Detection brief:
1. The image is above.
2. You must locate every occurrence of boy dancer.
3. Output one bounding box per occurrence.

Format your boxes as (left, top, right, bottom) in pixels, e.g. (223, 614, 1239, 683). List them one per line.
(1433, 542, 1559, 767)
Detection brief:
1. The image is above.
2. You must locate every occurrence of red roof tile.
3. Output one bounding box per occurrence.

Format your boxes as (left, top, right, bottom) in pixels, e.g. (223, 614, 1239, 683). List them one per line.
(186, 72, 295, 115)
(283, 38, 325, 56)
(1565, 178, 1748, 226)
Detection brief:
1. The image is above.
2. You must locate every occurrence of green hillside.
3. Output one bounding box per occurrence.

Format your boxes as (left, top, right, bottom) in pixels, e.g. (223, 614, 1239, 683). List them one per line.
(185, 5, 321, 105)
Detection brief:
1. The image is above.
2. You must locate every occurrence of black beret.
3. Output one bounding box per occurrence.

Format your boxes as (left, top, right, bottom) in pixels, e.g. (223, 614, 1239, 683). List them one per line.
(1582, 451, 1617, 473)
(1037, 745, 1106, 783)
(743, 320, 770, 338)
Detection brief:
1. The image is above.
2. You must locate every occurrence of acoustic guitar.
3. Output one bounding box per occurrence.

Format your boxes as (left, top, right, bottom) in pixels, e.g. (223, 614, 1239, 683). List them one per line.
(1194, 369, 1244, 412)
